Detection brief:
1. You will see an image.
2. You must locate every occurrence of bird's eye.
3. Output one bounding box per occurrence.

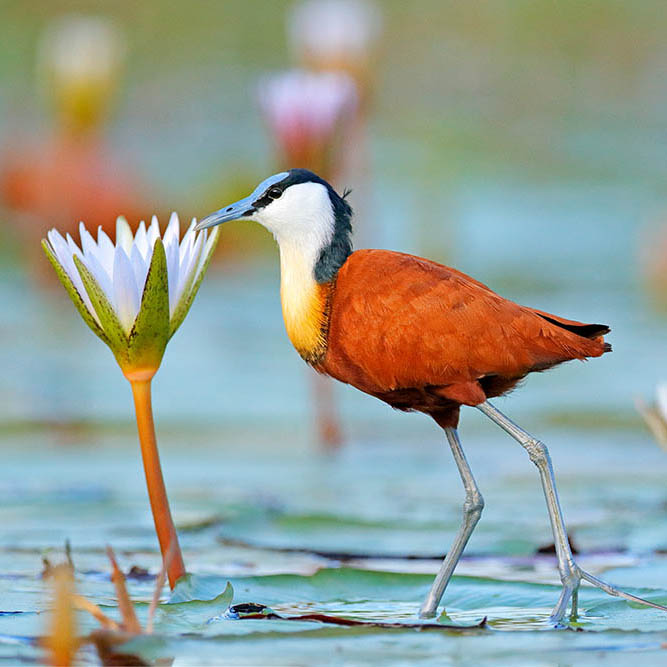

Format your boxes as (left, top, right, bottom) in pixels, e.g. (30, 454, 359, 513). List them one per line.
(267, 187, 282, 200)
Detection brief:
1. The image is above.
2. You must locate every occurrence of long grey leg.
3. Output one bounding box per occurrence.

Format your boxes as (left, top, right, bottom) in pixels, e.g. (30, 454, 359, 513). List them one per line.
(420, 426, 484, 618)
(478, 400, 667, 625)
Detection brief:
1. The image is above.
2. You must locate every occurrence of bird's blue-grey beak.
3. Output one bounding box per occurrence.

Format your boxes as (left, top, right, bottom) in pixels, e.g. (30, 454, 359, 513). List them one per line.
(195, 171, 290, 231)
(195, 195, 256, 231)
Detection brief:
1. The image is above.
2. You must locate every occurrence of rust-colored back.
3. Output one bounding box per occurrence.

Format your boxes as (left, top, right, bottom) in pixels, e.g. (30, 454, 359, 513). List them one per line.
(318, 249, 609, 426)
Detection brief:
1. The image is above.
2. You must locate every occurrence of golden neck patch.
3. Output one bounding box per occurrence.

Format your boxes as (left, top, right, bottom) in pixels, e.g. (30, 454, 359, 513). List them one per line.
(279, 243, 333, 363)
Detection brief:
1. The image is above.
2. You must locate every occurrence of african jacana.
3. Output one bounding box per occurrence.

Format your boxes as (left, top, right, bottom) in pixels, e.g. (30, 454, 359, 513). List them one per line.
(197, 169, 667, 624)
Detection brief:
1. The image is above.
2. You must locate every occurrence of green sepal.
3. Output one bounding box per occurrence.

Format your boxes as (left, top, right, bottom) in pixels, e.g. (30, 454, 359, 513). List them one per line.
(42, 240, 111, 345)
(127, 238, 170, 370)
(73, 254, 129, 366)
(169, 227, 220, 339)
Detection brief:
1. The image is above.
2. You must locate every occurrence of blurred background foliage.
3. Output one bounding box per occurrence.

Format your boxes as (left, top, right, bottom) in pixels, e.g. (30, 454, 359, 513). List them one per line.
(4, 1, 667, 219)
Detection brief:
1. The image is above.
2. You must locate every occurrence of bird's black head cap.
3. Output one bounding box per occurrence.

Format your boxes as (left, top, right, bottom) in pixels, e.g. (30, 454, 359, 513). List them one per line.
(274, 169, 354, 284)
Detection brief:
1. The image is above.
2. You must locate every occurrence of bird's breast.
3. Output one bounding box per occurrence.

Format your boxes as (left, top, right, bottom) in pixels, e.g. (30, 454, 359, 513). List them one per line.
(279, 243, 333, 363)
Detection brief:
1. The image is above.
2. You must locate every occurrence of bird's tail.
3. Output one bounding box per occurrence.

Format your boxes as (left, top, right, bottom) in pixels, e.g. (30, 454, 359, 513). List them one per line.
(534, 310, 612, 353)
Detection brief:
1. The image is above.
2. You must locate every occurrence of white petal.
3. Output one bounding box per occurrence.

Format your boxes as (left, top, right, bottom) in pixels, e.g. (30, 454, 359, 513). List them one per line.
(130, 243, 149, 297)
(96, 227, 115, 276)
(113, 245, 141, 334)
(195, 229, 216, 281)
(65, 232, 92, 281)
(166, 247, 180, 313)
(78, 223, 111, 292)
(79, 222, 99, 260)
(179, 219, 196, 263)
(174, 231, 204, 310)
(164, 213, 180, 311)
(116, 216, 133, 253)
(135, 220, 148, 259)
(82, 249, 114, 303)
(47, 230, 76, 280)
(65, 233, 84, 261)
(178, 228, 198, 276)
(177, 230, 196, 298)
(65, 232, 100, 299)
(148, 215, 160, 247)
(164, 212, 180, 248)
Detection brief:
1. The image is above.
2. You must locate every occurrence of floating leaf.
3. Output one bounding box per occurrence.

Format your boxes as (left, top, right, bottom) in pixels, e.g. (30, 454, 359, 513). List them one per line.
(167, 577, 233, 606)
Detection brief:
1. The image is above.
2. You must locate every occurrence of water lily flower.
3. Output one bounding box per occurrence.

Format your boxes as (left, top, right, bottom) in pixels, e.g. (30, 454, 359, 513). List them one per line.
(258, 69, 358, 180)
(43, 214, 218, 379)
(43, 214, 220, 588)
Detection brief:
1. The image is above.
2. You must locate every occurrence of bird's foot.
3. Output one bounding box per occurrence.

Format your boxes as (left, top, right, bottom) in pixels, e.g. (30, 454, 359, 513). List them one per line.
(549, 563, 667, 626)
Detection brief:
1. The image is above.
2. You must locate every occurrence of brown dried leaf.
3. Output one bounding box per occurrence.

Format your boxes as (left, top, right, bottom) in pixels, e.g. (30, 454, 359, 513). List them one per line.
(73, 595, 121, 631)
(106, 546, 142, 634)
(44, 565, 78, 667)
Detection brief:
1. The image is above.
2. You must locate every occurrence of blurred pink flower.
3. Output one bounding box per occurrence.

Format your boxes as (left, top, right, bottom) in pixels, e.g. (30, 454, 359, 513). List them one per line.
(258, 69, 358, 179)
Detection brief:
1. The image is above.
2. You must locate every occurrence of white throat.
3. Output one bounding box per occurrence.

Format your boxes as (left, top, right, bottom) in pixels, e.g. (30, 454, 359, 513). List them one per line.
(253, 180, 336, 304)
(278, 238, 320, 324)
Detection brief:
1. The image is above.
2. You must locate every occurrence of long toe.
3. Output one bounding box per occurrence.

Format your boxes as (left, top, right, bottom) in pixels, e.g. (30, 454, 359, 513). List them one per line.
(580, 569, 667, 613)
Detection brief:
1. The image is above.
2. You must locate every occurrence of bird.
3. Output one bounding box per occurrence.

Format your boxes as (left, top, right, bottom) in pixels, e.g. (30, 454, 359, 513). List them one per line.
(196, 168, 667, 625)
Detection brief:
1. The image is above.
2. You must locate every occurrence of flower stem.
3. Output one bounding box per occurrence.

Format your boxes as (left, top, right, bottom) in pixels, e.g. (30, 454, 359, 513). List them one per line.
(129, 378, 186, 588)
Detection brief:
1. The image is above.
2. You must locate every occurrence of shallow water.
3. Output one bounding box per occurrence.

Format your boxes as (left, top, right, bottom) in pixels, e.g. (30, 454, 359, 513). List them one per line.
(0, 433, 666, 665)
